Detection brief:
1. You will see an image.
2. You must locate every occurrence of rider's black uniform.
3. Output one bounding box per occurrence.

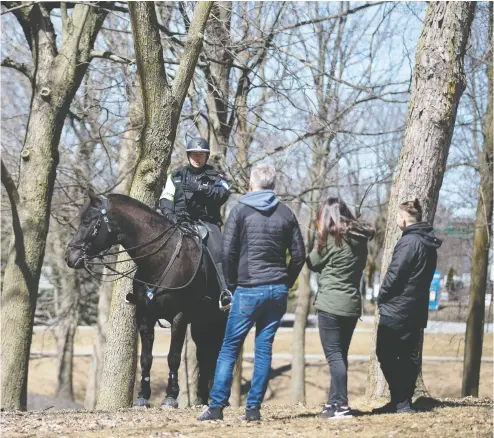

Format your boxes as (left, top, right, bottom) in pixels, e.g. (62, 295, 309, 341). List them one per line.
(158, 138, 231, 296)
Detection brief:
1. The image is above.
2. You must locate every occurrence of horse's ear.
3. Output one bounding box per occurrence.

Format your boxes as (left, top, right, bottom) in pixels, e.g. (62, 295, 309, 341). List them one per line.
(88, 188, 102, 208)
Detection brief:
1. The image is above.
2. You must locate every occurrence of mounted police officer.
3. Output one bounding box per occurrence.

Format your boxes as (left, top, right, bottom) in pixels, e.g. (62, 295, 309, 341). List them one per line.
(159, 138, 232, 307)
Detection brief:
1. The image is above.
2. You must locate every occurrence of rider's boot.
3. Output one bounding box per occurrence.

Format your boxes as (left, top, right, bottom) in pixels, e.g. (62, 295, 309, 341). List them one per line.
(214, 261, 232, 311)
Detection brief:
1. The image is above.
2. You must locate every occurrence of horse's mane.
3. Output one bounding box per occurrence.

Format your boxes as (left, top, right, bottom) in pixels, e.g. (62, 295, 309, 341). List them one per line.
(107, 193, 164, 219)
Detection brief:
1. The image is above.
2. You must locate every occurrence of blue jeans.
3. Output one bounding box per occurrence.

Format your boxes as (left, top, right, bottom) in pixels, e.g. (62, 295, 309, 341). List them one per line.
(209, 284, 288, 409)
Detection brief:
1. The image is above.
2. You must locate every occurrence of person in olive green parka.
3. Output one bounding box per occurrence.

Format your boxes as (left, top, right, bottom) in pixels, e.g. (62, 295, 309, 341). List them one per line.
(307, 197, 374, 419)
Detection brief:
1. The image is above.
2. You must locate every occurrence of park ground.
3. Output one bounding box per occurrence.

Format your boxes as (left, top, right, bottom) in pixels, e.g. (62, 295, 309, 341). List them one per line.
(2, 397, 492, 437)
(2, 321, 491, 437)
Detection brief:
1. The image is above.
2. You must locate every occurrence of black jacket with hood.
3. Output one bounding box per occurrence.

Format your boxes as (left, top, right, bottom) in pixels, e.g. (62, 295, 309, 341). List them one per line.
(222, 190, 305, 291)
(378, 222, 442, 330)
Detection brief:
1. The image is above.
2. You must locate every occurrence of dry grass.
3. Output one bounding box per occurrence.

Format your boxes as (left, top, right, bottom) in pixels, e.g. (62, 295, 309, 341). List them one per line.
(31, 328, 493, 358)
(2, 398, 492, 438)
(27, 357, 492, 408)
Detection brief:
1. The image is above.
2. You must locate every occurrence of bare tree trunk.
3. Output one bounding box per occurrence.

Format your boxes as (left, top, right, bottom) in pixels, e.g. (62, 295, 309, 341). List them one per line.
(203, 2, 232, 165)
(0, 3, 106, 411)
(54, 271, 80, 401)
(179, 327, 199, 408)
(96, 1, 213, 410)
(462, 2, 493, 397)
(230, 348, 243, 407)
(84, 264, 113, 409)
(291, 264, 311, 404)
(367, 1, 476, 399)
(85, 89, 140, 410)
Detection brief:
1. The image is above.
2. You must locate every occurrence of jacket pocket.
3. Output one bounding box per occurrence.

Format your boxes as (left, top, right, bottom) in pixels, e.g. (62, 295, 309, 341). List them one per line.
(239, 293, 264, 317)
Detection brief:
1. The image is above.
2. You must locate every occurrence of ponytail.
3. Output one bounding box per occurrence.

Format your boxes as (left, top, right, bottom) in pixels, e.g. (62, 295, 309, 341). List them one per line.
(399, 198, 423, 222)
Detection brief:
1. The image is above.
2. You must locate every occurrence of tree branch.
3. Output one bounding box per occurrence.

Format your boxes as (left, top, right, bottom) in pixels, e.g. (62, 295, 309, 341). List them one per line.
(1, 159, 20, 207)
(1, 57, 33, 82)
(90, 50, 135, 65)
(172, 2, 213, 106)
(1, 1, 36, 16)
(276, 1, 388, 33)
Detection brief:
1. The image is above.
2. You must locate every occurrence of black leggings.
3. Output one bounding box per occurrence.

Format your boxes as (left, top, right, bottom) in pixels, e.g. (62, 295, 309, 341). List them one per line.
(318, 310, 358, 406)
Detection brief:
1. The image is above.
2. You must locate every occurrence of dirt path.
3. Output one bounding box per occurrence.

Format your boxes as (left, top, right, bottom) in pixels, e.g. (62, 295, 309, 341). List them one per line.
(2, 397, 491, 438)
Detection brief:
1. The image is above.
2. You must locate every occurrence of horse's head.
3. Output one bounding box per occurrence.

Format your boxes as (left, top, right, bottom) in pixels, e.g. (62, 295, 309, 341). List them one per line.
(65, 190, 118, 269)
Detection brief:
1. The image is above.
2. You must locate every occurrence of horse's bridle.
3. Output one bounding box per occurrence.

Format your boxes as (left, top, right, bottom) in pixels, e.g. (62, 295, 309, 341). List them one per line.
(68, 199, 116, 256)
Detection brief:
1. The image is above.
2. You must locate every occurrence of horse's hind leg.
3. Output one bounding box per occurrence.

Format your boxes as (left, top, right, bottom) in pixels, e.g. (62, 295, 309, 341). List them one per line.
(134, 313, 155, 408)
(191, 316, 225, 406)
(162, 312, 187, 409)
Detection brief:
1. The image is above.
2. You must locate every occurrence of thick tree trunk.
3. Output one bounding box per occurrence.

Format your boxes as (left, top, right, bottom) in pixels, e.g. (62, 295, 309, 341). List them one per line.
(85, 95, 139, 410)
(84, 265, 113, 409)
(367, 1, 475, 400)
(0, 4, 106, 410)
(96, 2, 213, 409)
(462, 3, 493, 397)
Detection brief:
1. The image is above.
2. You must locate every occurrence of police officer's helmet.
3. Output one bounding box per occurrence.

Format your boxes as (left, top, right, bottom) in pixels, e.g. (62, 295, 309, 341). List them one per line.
(186, 138, 210, 154)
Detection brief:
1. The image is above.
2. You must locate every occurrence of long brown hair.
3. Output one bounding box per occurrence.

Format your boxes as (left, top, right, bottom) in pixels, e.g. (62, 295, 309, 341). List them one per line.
(315, 197, 358, 252)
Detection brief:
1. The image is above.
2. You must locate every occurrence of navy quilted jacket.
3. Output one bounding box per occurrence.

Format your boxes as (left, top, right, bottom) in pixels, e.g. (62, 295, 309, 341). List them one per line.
(222, 190, 305, 290)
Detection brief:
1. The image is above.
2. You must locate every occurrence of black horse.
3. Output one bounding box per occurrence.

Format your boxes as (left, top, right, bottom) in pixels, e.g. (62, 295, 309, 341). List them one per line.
(65, 190, 227, 408)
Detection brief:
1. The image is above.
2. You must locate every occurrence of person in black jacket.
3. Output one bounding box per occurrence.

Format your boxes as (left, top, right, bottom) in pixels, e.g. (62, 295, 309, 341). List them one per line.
(374, 199, 441, 414)
(198, 163, 305, 422)
(159, 138, 232, 301)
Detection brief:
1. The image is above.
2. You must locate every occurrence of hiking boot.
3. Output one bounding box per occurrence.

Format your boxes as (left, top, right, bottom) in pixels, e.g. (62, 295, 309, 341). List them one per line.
(372, 401, 397, 414)
(319, 403, 352, 419)
(242, 407, 261, 422)
(197, 406, 223, 421)
(396, 399, 415, 414)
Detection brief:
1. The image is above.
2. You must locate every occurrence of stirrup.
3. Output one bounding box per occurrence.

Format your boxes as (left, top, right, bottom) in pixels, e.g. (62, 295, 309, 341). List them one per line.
(219, 289, 232, 311)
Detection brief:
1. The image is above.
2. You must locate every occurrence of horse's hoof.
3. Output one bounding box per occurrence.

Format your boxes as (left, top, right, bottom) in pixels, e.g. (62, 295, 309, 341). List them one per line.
(161, 397, 179, 409)
(133, 397, 150, 408)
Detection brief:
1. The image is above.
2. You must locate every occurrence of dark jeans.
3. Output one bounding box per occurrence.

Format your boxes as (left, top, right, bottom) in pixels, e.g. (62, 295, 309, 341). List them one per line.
(318, 311, 358, 406)
(376, 323, 421, 403)
(209, 284, 288, 409)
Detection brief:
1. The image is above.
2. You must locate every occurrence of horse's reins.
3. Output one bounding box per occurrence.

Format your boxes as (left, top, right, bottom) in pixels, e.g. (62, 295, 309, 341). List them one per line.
(79, 199, 204, 294)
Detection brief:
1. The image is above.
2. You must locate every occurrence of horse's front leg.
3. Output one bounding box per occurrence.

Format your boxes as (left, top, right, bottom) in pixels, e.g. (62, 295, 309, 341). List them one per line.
(134, 308, 155, 408)
(161, 312, 187, 409)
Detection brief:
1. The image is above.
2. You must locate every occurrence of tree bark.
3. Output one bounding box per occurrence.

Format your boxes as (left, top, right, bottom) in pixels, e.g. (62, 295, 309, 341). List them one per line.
(462, 2, 493, 398)
(84, 261, 114, 409)
(85, 91, 140, 410)
(367, 1, 476, 400)
(96, 1, 213, 410)
(0, 3, 106, 411)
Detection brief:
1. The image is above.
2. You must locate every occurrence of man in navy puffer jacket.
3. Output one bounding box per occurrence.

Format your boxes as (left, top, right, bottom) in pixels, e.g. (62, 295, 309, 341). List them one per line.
(198, 163, 305, 422)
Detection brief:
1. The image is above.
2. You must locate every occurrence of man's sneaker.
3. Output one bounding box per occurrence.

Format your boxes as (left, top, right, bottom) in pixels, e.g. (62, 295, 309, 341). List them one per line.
(396, 399, 415, 414)
(197, 406, 223, 421)
(372, 401, 397, 414)
(242, 407, 261, 422)
(319, 404, 352, 419)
